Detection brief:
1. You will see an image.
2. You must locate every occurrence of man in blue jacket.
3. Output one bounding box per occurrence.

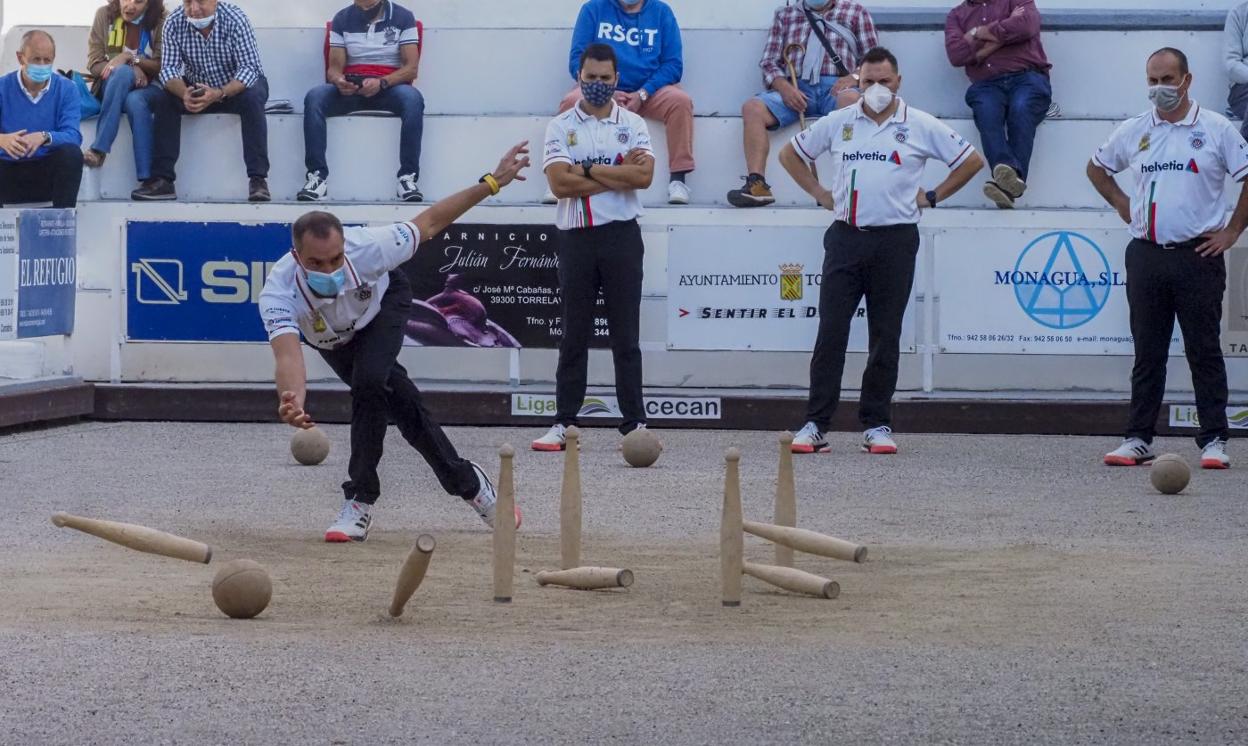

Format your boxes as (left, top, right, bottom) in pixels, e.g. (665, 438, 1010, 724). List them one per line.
(0, 30, 84, 208)
(551, 0, 695, 205)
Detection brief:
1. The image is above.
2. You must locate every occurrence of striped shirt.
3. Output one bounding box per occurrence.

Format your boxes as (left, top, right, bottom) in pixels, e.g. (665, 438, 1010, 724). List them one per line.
(331, 0, 420, 77)
(792, 98, 976, 227)
(760, 1, 878, 88)
(1093, 103, 1248, 244)
(159, 1, 264, 89)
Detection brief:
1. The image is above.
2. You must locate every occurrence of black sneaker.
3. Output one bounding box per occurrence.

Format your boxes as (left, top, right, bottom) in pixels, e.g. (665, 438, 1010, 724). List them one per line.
(249, 178, 271, 202)
(131, 177, 176, 201)
(727, 174, 775, 208)
(397, 174, 423, 202)
(297, 172, 328, 202)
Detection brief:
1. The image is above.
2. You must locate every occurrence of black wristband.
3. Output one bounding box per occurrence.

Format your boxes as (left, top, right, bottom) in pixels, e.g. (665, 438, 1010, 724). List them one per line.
(925, 190, 938, 208)
(583, 161, 593, 179)
(380, 78, 390, 90)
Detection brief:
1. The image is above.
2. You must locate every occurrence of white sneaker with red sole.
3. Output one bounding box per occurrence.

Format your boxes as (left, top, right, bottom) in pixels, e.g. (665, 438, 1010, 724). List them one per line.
(1200, 439, 1230, 470)
(531, 424, 569, 452)
(1104, 438, 1156, 466)
(791, 422, 830, 454)
(862, 426, 898, 454)
(325, 499, 372, 542)
(468, 461, 522, 530)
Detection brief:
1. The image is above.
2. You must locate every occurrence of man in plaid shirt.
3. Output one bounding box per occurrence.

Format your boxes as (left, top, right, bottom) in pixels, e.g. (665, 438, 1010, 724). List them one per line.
(728, 0, 878, 208)
(134, 0, 270, 202)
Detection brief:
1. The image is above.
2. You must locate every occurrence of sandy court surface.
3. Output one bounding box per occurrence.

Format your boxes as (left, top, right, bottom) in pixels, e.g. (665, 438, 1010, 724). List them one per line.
(1, 422, 1245, 744)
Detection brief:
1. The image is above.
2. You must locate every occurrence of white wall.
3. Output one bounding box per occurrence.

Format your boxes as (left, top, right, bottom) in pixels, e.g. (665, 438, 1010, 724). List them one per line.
(1, 0, 1242, 34)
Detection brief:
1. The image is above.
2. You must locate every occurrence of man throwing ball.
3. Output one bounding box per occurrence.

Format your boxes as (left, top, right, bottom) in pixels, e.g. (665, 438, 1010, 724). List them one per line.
(259, 143, 530, 542)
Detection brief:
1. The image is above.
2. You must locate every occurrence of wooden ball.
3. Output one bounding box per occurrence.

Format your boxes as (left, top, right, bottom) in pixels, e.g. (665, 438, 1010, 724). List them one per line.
(622, 428, 662, 468)
(291, 427, 330, 465)
(212, 559, 272, 619)
(1150, 454, 1191, 495)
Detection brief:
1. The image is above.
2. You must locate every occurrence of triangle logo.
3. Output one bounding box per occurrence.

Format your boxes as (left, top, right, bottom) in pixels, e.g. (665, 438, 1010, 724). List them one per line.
(1186, 159, 1199, 173)
(890, 151, 902, 165)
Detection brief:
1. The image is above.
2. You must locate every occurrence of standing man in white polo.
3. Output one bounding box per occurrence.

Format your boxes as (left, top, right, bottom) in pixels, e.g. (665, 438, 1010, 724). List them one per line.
(1088, 47, 1248, 470)
(778, 46, 983, 456)
(531, 43, 655, 452)
(260, 142, 530, 542)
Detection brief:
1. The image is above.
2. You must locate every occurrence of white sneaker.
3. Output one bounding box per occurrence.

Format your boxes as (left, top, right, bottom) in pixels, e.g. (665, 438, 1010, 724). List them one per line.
(667, 180, 691, 205)
(297, 172, 327, 202)
(397, 174, 423, 202)
(541, 189, 558, 205)
(1201, 439, 1230, 470)
(1104, 437, 1156, 466)
(531, 423, 568, 452)
(467, 461, 522, 529)
(791, 421, 830, 454)
(325, 499, 372, 543)
(862, 426, 898, 454)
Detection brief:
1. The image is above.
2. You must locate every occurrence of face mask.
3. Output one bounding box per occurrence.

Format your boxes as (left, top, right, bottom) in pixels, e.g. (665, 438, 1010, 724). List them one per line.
(803, 0, 831, 10)
(305, 267, 347, 298)
(1147, 84, 1183, 113)
(187, 13, 216, 30)
(862, 83, 894, 114)
(25, 64, 53, 84)
(581, 80, 615, 108)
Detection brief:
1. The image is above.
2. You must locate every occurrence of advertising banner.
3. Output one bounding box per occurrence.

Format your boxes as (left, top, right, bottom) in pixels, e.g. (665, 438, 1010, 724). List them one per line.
(1226, 245, 1248, 357)
(935, 228, 1181, 355)
(1169, 405, 1248, 430)
(0, 211, 17, 341)
(666, 225, 917, 352)
(16, 209, 76, 338)
(511, 393, 722, 420)
(403, 224, 608, 349)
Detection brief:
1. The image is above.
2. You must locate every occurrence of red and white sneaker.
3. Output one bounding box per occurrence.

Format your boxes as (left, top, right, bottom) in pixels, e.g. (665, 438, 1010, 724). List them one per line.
(862, 426, 898, 454)
(1200, 439, 1230, 470)
(791, 422, 830, 454)
(468, 461, 522, 530)
(325, 499, 372, 542)
(1104, 437, 1156, 466)
(531, 424, 568, 452)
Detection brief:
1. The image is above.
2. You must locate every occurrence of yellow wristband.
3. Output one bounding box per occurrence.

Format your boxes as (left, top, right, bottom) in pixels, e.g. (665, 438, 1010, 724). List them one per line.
(481, 173, 501, 196)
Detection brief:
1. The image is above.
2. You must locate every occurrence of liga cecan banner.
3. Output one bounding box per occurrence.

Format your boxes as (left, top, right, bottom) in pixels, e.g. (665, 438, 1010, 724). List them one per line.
(666, 225, 916, 352)
(127, 221, 605, 348)
(402, 224, 608, 349)
(934, 228, 1183, 355)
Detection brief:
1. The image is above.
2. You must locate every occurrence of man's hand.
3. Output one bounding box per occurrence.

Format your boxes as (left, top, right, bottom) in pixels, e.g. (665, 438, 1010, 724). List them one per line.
(917, 188, 931, 209)
(1196, 227, 1241, 257)
(0, 130, 29, 159)
(816, 187, 835, 211)
(183, 86, 218, 113)
(333, 76, 358, 96)
(975, 42, 1003, 62)
(615, 90, 643, 113)
(490, 141, 531, 187)
(977, 25, 1000, 43)
(16, 131, 45, 157)
(625, 148, 649, 166)
(359, 77, 382, 98)
(1011, 5, 1027, 17)
(278, 391, 315, 429)
(832, 74, 858, 93)
(1112, 197, 1131, 225)
(774, 79, 809, 114)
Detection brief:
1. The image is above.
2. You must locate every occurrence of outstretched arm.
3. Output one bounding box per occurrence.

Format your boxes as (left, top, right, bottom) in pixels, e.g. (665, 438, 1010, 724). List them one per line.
(411, 141, 531, 242)
(271, 334, 313, 429)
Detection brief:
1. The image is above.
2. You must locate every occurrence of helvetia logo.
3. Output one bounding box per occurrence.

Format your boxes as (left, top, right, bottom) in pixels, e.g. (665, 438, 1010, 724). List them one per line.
(1141, 160, 1198, 174)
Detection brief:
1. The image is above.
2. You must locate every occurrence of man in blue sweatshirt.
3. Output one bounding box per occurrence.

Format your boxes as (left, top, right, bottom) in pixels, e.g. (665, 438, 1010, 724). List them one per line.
(553, 0, 694, 205)
(0, 30, 84, 208)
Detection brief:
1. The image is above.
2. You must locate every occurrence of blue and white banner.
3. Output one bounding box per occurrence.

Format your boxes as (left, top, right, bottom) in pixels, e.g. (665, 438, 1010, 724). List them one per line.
(0, 211, 16, 340)
(935, 228, 1181, 355)
(126, 222, 288, 342)
(17, 209, 76, 338)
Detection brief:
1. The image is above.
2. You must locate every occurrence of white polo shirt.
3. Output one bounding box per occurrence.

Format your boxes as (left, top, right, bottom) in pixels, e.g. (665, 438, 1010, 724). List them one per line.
(542, 102, 654, 231)
(1092, 102, 1248, 244)
(259, 221, 420, 350)
(792, 98, 976, 228)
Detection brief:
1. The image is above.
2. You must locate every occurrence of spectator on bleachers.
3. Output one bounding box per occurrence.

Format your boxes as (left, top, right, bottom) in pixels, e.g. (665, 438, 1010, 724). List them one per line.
(727, 0, 878, 208)
(299, 0, 424, 203)
(945, 0, 1052, 209)
(134, 0, 269, 202)
(553, 0, 692, 205)
(0, 30, 84, 209)
(84, 0, 166, 185)
(1223, 1, 1248, 138)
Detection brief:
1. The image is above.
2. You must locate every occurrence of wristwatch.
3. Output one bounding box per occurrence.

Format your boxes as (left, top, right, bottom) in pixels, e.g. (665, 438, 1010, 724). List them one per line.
(925, 190, 939, 208)
(583, 161, 594, 179)
(40, 132, 50, 146)
(380, 78, 391, 91)
(638, 89, 649, 104)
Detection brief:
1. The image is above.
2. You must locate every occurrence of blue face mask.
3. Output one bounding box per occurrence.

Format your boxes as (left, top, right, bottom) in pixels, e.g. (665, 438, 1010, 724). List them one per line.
(581, 80, 615, 108)
(305, 267, 347, 297)
(25, 64, 53, 84)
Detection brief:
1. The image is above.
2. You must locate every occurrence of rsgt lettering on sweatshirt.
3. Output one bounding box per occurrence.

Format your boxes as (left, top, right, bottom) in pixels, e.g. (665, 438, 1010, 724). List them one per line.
(597, 23, 659, 47)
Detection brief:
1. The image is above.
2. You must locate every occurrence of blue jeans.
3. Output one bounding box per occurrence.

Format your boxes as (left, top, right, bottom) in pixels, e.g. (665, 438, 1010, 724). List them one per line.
(1228, 83, 1248, 140)
(303, 83, 425, 179)
(90, 65, 165, 180)
(756, 75, 847, 130)
(965, 70, 1051, 181)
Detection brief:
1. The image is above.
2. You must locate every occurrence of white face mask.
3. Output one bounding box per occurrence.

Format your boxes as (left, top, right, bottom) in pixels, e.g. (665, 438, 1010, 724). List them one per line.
(187, 13, 215, 30)
(1147, 84, 1184, 113)
(862, 83, 895, 114)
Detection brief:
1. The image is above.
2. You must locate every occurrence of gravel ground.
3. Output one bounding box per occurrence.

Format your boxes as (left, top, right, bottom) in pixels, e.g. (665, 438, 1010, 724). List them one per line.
(1, 421, 1245, 745)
